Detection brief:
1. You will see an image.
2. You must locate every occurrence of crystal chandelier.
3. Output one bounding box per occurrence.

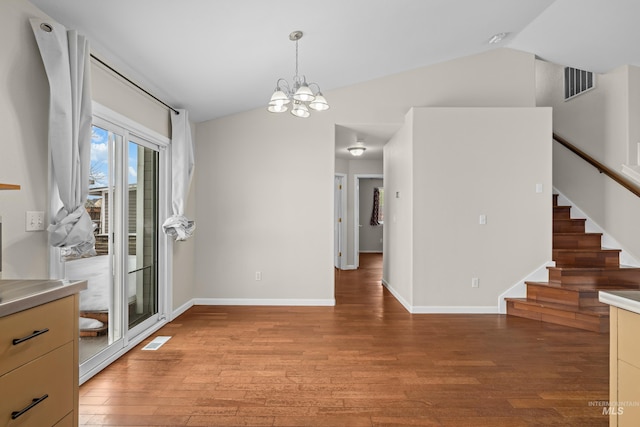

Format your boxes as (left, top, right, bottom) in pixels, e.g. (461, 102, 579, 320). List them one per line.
(267, 31, 329, 118)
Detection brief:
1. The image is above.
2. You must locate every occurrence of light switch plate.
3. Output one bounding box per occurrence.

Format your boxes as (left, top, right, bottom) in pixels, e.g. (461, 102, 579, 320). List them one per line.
(26, 211, 45, 231)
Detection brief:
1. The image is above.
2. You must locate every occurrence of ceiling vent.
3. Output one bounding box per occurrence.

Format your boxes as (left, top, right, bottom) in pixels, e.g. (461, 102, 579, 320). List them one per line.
(564, 67, 595, 101)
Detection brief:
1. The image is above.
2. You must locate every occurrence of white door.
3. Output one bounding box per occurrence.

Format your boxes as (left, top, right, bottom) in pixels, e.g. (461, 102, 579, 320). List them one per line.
(334, 175, 345, 268)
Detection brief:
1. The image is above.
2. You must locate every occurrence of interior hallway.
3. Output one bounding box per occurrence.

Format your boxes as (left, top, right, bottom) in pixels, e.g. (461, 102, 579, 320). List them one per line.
(78, 253, 609, 426)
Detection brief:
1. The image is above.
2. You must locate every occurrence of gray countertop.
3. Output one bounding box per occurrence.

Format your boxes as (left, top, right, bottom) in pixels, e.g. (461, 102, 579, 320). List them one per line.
(0, 279, 87, 317)
(599, 290, 640, 315)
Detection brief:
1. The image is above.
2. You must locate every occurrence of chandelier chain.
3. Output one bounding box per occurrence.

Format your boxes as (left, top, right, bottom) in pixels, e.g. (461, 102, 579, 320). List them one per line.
(295, 39, 299, 79)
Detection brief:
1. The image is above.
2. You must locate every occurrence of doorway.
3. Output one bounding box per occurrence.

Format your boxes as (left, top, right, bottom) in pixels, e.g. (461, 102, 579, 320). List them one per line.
(353, 174, 384, 268)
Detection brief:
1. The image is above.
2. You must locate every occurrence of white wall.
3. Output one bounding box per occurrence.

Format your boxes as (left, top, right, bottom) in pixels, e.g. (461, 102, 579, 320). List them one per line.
(195, 113, 335, 303)
(0, 0, 194, 313)
(537, 60, 640, 260)
(411, 107, 552, 310)
(335, 158, 349, 175)
(195, 48, 537, 305)
(91, 61, 170, 139)
(1, 0, 54, 278)
(629, 66, 640, 165)
(382, 118, 414, 307)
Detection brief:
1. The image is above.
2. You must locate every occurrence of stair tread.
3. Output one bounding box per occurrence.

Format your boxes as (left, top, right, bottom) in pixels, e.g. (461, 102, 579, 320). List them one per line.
(553, 248, 621, 253)
(548, 265, 640, 271)
(553, 232, 603, 236)
(525, 281, 640, 291)
(505, 298, 609, 316)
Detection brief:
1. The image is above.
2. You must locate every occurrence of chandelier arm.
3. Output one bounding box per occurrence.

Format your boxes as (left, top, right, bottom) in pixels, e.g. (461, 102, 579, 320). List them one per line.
(276, 78, 292, 96)
(307, 82, 322, 94)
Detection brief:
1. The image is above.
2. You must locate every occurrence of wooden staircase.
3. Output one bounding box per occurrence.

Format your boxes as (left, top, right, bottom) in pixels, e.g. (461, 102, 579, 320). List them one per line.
(506, 194, 640, 333)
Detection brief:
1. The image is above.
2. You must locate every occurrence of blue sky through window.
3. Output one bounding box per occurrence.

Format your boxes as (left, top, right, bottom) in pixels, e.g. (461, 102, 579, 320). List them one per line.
(90, 126, 138, 188)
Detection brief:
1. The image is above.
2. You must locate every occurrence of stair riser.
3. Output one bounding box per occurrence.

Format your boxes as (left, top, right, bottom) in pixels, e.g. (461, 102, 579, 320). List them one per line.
(507, 301, 607, 333)
(527, 286, 578, 307)
(526, 285, 606, 308)
(553, 220, 586, 233)
(553, 234, 602, 249)
(553, 206, 572, 220)
(548, 269, 640, 286)
(553, 251, 620, 268)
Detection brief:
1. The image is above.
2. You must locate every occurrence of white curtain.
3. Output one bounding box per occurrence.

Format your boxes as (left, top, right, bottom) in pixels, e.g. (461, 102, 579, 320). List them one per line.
(162, 109, 195, 241)
(30, 19, 96, 259)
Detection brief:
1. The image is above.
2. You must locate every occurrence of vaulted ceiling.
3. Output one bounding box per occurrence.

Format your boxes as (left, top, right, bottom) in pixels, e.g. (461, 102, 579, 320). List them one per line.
(29, 0, 640, 126)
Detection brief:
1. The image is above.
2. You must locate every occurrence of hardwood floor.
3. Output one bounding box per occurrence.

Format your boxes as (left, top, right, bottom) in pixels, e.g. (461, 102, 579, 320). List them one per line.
(79, 253, 609, 426)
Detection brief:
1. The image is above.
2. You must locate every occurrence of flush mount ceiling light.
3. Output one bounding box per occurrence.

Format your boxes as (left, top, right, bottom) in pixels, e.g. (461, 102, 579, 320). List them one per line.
(488, 32, 509, 44)
(347, 140, 366, 157)
(267, 31, 329, 118)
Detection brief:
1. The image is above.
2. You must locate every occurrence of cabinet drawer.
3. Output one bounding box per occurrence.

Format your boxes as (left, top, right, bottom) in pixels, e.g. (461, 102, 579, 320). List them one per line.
(0, 342, 73, 427)
(0, 297, 73, 376)
(618, 361, 640, 426)
(618, 308, 640, 369)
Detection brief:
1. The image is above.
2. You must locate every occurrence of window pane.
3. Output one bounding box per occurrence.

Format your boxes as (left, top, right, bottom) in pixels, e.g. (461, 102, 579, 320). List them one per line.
(127, 141, 159, 330)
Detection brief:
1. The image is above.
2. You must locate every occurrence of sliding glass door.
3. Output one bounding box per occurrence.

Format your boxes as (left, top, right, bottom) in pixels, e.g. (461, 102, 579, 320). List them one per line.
(126, 138, 159, 335)
(67, 124, 121, 364)
(58, 106, 168, 382)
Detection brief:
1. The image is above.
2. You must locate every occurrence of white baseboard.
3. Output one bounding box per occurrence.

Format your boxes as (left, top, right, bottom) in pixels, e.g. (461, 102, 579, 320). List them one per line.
(340, 265, 357, 270)
(411, 305, 499, 314)
(193, 298, 336, 307)
(497, 261, 555, 314)
(555, 189, 640, 267)
(382, 279, 497, 313)
(381, 278, 411, 312)
(171, 299, 195, 320)
(171, 298, 335, 317)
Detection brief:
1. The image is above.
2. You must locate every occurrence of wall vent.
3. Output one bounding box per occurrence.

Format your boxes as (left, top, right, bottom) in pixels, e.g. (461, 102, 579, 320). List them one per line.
(564, 67, 595, 101)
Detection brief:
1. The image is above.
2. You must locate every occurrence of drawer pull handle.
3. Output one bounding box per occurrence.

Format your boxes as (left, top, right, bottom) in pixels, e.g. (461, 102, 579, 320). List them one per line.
(12, 328, 50, 345)
(11, 394, 49, 419)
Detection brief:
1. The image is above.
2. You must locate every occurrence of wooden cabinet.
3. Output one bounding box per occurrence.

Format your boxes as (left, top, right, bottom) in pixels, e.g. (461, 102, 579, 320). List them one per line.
(609, 306, 640, 426)
(0, 295, 79, 427)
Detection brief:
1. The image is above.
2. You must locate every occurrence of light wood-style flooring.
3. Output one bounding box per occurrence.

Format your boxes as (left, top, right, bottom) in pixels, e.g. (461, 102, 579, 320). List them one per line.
(79, 253, 609, 426)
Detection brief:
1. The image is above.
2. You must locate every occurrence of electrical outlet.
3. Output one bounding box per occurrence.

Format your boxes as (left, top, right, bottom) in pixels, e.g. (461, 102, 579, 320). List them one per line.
(255, 271, 262, 281)
(479, 214, 487, 225)
(471, 277, 479, 288)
